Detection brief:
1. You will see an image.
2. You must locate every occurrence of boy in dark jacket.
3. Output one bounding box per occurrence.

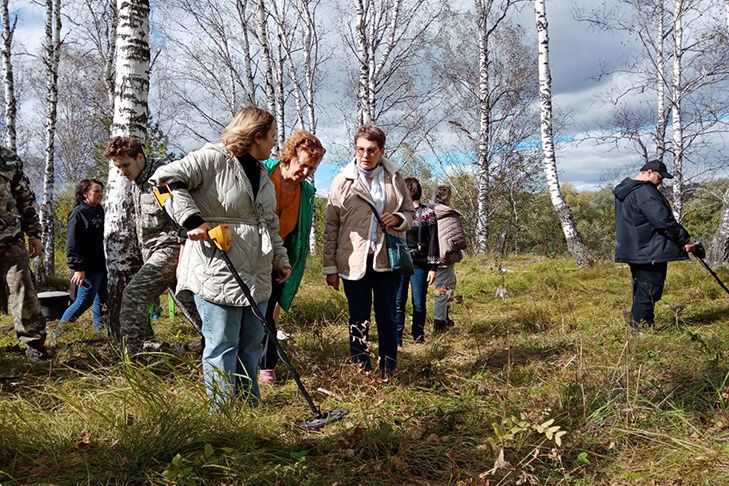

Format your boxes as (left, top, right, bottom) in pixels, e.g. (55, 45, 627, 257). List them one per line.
(614, 160, 697, 327)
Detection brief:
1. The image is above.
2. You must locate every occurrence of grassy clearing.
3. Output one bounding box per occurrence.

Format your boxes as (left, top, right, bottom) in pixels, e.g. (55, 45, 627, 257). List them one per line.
(3, 255, 729, 484)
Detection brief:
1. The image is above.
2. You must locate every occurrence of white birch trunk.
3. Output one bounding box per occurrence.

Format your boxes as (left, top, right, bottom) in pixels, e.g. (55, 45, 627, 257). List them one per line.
(275, 39, 286, 149)
(725, 0, 729, 31)
(655, 0, 666, 161)
(104, 0, 149, 337)
(256, 3, 278, 120)
(671, 0, 684, 222)
(475, 0, 490, 253)
(354, 0, 371, 124)
(103, 0, 118, 111)
(535, 0, 591, 266)
(301, 0, 318, 132)
(0, 0, 17, 152)
(39, 0, 62, 283)
(236, 0, 257, 104)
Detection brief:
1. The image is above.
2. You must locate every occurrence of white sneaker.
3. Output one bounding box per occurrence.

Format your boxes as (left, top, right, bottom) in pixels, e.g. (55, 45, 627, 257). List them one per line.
(276, 329, 290, 341)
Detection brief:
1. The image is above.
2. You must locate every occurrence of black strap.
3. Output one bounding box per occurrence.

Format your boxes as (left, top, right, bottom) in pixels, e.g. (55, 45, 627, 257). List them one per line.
(358, 194, 387, 232)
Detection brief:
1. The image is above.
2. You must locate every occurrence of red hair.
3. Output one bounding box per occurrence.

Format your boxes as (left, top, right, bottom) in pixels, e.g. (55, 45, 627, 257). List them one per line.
(280, 130, 326, 165)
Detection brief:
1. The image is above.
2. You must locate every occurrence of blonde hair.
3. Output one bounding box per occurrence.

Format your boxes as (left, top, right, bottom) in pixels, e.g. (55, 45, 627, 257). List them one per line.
(220, 105, 275, 157)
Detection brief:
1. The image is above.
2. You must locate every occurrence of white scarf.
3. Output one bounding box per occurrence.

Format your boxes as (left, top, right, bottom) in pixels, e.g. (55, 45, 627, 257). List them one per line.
(357, 162, 386, 253)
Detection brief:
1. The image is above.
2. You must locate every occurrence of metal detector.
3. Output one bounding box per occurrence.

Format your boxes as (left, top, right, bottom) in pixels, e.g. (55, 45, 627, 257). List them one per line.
(208, 225, 348, 430)
(692, 242, 729, 296)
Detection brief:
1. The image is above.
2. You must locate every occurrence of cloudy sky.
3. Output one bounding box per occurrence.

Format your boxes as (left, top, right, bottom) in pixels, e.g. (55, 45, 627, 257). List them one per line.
(7, 0, 728, 193)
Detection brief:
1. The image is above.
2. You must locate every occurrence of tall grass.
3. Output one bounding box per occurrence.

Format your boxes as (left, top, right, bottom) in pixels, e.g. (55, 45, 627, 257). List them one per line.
(3, 256, 729, 484)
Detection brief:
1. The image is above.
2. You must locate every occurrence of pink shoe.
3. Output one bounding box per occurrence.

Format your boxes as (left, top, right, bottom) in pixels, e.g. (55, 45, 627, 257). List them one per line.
(259, 369, 276, 385)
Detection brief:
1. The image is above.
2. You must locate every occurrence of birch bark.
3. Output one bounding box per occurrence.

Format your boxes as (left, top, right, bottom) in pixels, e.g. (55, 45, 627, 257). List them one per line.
(535, 0, 591, 266)
(104, 0, 149, 337)
(655, 0, 666, 161)
(39, 0, 62, 283)
(475, 0, 491, 253)
(354, 0, 371, 124)
(0, 0, 17, 152)
(671, 0, 684, 222)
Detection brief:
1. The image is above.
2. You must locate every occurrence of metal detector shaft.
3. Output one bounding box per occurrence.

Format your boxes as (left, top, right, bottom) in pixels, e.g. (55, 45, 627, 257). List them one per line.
(213, 246, 323, 417)
(696, 256, 729, 295)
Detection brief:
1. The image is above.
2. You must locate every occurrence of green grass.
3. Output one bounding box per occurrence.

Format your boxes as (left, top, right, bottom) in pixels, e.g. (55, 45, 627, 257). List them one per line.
(3, 255, 729, 484)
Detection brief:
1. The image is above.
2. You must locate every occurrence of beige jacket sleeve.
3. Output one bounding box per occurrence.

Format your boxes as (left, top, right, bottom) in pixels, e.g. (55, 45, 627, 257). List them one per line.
(322, 175, 342, 275)
(391, 172, 414, 233)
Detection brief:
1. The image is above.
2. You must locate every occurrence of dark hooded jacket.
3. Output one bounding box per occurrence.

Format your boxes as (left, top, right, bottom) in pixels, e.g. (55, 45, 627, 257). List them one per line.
(614, 177, 690, 264)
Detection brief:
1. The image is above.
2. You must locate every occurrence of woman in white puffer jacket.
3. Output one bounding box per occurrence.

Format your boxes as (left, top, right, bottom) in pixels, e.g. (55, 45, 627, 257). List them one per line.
(151, 105, 291, 407)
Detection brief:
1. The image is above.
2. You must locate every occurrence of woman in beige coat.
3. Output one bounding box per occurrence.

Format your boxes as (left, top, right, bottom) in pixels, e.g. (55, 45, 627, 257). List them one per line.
(323, 124, 413, 377)
(151, 106, 290, 407)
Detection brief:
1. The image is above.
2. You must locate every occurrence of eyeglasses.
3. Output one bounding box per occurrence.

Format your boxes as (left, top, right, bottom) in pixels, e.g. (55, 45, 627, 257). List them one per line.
(356, 147, 380, 155)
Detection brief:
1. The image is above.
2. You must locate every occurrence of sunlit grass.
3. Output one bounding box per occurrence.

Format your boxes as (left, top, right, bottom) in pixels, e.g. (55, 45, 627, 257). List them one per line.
(3, 255, 729, 484)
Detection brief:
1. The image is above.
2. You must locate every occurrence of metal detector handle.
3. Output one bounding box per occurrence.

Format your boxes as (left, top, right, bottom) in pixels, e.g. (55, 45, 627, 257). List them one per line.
(207, 226, 323, 417)
(695, 255, 729, 295)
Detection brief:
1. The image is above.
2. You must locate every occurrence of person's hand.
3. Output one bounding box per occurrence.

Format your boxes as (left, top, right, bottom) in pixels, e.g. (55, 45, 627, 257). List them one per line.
(381, 212, 402, 230)
(427, 270, 436, 286)
(28, 237, 42, 257)
(275, 265, 292, 284)
(71, 271, 85, 287)
(684, 243, 698, 254)
(325, 273, 340, 291)
(187, 223, 211, 241)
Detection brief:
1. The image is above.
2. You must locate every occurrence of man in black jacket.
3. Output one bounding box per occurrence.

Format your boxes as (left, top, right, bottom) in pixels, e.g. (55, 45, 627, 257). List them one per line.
(614, 160, 697, 327)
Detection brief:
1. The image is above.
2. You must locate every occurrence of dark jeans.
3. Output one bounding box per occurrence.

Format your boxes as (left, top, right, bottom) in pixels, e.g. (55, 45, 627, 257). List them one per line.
(60, 271, 107, 330)
(629, 262, 667, 325)
(261, 280, 283, 370)
(342, 258, 399, 374)
(395, 266, 429, 345)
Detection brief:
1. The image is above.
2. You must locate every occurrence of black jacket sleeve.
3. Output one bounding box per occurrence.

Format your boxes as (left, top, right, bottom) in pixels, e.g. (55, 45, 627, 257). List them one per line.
(639, 188, 690, 245)
(426, 219, 440, 270)
(66, 208, 85, 271)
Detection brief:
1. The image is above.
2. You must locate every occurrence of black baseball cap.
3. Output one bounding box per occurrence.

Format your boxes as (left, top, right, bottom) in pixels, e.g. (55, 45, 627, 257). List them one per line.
(639, 160, 673, 179)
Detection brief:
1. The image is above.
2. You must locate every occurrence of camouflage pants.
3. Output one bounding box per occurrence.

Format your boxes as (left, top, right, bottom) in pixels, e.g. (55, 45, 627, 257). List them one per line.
(119, 246, 199, 342)
(0, 241, 46, 346)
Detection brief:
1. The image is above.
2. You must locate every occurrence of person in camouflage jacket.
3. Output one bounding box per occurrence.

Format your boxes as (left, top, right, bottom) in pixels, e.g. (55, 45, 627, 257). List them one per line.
(104, 137, 201, 353)
(0, 146, 49, 361)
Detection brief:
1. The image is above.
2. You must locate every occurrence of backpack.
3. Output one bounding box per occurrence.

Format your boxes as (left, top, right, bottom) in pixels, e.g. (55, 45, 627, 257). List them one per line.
(431, 204, 467, 264)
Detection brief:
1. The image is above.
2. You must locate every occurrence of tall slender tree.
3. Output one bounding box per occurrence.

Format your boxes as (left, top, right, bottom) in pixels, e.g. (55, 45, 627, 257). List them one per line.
(39, 0, 62, 283)
(535, 0, 591, 266)
(655, 0, 667, 161)
(0, 0, 17, 152)
(104, 0, 149, 337)
(670, 0, 685, 222)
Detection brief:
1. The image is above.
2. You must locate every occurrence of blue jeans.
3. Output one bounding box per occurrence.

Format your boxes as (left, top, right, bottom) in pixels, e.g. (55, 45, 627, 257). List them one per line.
(395, 266, 429, 345)
(60, 271, 107, 331)
(194, 295, 267, 408)
(341, 258, 399, 374)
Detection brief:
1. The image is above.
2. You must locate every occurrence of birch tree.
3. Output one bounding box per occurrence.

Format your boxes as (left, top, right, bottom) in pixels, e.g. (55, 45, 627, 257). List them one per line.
(39, 0, 62, 283)
(0, 0, 17, 151)
(670, 0, 684, 221)
(535, 0, 591, 266)
(655, 0, 667, 161)
(256, 0, 284, 152)
(342, 0, 443, 152)
(104, 0, 149, 337)
(157, 0, 260, 143)
(472, 0, 521, 252)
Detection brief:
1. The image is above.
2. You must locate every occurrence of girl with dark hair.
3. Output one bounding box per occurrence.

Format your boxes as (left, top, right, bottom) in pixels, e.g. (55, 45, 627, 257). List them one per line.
(57, 179, 107, 334)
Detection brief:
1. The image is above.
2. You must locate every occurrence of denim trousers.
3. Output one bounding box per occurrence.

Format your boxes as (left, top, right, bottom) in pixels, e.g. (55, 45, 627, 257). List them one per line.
(60, 271, 107, 330)
(342, 258, 399, 374)
(629, 262, 667, 325)
(394, 265, 429, 344)
(194, 295, 267, 408)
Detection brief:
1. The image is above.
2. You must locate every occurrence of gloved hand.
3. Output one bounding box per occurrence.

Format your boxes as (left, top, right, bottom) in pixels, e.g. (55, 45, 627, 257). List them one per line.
(693, 242, 706, 259)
